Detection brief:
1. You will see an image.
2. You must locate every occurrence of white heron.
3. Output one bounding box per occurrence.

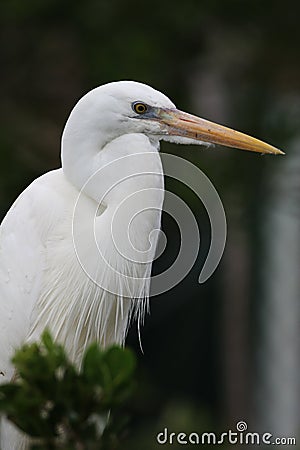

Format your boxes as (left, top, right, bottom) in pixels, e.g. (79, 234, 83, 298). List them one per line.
(0, 81, 282, 449)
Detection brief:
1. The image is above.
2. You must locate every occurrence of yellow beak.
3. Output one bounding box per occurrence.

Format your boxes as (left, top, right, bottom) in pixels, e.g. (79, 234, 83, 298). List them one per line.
(158, 108, 284, 155)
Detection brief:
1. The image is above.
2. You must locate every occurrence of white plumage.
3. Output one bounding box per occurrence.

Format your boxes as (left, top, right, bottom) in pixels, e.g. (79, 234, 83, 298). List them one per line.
(0, 81, 282, 449)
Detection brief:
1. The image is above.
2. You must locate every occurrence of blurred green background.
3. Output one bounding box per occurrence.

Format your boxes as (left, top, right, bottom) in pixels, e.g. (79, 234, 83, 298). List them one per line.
(1, 0, 299, 447)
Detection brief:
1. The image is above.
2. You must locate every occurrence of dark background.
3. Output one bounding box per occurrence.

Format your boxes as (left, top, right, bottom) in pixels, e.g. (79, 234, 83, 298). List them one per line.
(1, 0, 299, 447)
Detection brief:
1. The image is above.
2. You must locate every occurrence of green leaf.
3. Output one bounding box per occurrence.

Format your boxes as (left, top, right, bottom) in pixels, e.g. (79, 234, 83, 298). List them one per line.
(0, 332, 137, 448)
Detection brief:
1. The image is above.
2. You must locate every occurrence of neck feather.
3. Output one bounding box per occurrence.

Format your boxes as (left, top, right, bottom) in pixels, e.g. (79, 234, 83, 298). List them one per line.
(36, 126, 165, 362)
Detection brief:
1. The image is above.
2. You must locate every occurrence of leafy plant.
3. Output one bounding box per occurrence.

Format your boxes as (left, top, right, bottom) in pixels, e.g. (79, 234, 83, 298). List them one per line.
(0, 331, 136, 449)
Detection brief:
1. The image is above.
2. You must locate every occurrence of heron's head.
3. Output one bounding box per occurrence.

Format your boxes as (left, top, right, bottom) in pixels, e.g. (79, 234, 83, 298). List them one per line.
(65, 80, 283, 155)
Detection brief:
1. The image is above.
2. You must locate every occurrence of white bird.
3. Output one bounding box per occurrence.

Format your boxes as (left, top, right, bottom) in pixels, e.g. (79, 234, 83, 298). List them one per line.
(0, 81, 282, 449)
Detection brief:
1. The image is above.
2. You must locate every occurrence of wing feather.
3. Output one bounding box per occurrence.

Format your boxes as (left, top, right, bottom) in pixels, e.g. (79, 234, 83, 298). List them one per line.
(0, 169, 66, 383)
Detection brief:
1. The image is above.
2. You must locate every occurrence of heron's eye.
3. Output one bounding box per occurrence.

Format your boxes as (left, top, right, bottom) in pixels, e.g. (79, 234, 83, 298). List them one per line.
(132, 102, 148, 115)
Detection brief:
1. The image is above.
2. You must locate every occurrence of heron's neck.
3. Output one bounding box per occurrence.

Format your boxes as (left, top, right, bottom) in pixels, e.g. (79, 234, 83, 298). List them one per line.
(61, 126, 164, 206)
(57, 129, 165, 357)
(61, 123, 103, 198)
